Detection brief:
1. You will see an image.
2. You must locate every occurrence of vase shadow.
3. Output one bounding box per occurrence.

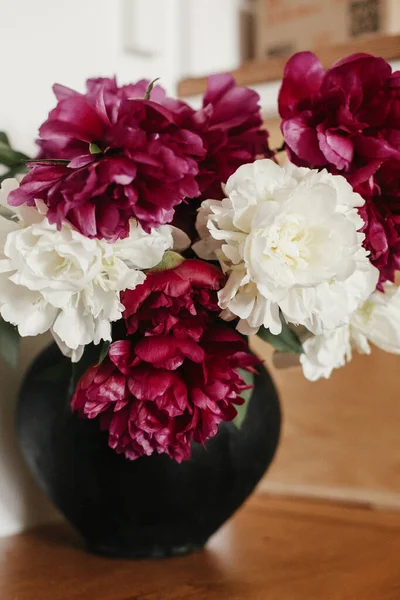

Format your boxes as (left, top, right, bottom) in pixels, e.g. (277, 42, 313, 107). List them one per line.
(26, 522, 83, 551)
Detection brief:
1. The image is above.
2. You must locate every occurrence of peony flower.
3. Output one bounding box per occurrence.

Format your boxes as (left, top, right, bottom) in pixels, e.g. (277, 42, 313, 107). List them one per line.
(189, 74, 271, 201)
(300, 282, 400, 380)
(279, 53, 400, 287)
(91, 73, 271, 205)
(37, 77, 169, 159)
(11, 75, 269, 243)
(279, 52, 400, 184)
(72, 259, 257, 461)
(0, 179, 172, 361)
(194, 159, 379, 335)
(192, 199, 223, 260)
(9, 79, 205, 240)
(169, 74, 271, 239)
(356, 160, 400, 287)
(122, 258, 226, 338)
(278, 52, 400, 288)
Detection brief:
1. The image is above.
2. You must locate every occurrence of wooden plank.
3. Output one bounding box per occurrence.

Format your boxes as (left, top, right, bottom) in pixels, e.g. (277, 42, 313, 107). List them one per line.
(1, 493, 400, 599)
(178, 33, 400, 97)
(251, 337, 400, 509)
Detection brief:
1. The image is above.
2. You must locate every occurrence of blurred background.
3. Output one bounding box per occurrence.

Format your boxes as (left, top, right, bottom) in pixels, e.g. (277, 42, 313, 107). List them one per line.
(1, 0, 400, 537)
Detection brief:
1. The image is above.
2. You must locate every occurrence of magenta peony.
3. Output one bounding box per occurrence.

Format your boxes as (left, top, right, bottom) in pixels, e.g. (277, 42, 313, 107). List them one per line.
(279, 51, 400, 286)
(357, 160, 400, 287)
(170, 74, 271, 236)
(71, 260, 258, 462)
(279, 52, 400, 185)
(9, 80, 204, 239)
(36, 77, 169, 160)
(188, 74, 271, 201)
(57, 74, 270, 200)
(9, 75, 269, 241)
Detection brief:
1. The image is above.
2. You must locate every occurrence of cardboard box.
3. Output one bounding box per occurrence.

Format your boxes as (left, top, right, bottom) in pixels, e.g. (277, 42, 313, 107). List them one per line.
(255, 0, 399, 59)
(240, 0, 257, 61)
(383, 0, 400, 34)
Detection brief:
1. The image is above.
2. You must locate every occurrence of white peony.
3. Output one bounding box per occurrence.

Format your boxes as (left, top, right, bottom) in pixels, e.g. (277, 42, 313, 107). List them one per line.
(192, 200, 223, 261)
(194, 159, 378, 335)
(300, 282, 400, 380)
(0, 179, 173, 361)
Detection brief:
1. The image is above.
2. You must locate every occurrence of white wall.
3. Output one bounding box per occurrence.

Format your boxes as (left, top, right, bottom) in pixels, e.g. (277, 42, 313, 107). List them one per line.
(0, 0, 172, 155)
(0, 0, 242, 156)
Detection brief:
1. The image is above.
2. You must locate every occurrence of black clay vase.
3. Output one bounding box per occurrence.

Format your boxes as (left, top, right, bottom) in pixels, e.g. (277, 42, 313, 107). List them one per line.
(17, 344, 281, 559)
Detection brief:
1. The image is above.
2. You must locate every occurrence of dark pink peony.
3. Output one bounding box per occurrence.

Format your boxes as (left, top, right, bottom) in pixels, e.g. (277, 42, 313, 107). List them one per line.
(279, 52, 400, 185)
(9, 75, 269, 241)
(170, 74, 271, 236)
(9, 79, 204, 239)
(36, 77, 169, 159)
(122, 258, 225, 339)
(357, 161, 400, 287)
(279, 51, 400, 286)
(72, 260, 257, 462)
(189, 74, 271, 200)
(53, 74, 270, 199)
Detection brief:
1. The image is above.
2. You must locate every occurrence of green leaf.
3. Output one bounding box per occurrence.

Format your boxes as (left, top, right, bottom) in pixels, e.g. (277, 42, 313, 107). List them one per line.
(0, 319, 20, 368)
(257, 321, 303, 354)
(0, 141, 29, 168)
(0, 132, 10, 146)
(25, 158, 69, 165)
(96, 340, 110, 365)
(144, 78, 160, 100)
(89, 142, 102, 155)
(0, 133, 30, 169)
(150, 251, 184, 272)
(234, 368, 254, 429)
(0, 164, 28, 185)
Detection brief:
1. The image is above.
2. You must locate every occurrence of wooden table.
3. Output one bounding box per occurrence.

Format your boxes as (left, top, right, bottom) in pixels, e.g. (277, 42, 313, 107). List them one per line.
(1, 493, 400, 600)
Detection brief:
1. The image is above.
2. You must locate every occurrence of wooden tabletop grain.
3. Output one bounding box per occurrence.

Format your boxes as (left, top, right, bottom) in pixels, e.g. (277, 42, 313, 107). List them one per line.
(1, 493, 400, 600)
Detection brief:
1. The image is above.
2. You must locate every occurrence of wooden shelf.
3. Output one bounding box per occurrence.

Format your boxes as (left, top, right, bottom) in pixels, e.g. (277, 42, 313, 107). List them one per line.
(178, 33, 400, 97)
(1, 493, 400, 599)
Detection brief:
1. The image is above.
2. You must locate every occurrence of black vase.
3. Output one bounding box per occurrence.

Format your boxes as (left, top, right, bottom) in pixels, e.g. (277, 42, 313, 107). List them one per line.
(17, 344, 281, 559)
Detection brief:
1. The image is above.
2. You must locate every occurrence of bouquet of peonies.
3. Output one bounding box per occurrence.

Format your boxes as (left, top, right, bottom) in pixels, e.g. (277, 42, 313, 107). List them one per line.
(1, 52, 400, 463)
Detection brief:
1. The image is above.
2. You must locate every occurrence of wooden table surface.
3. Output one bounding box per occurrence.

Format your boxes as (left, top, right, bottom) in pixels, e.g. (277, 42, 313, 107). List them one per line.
(1, 493, 400, 600)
